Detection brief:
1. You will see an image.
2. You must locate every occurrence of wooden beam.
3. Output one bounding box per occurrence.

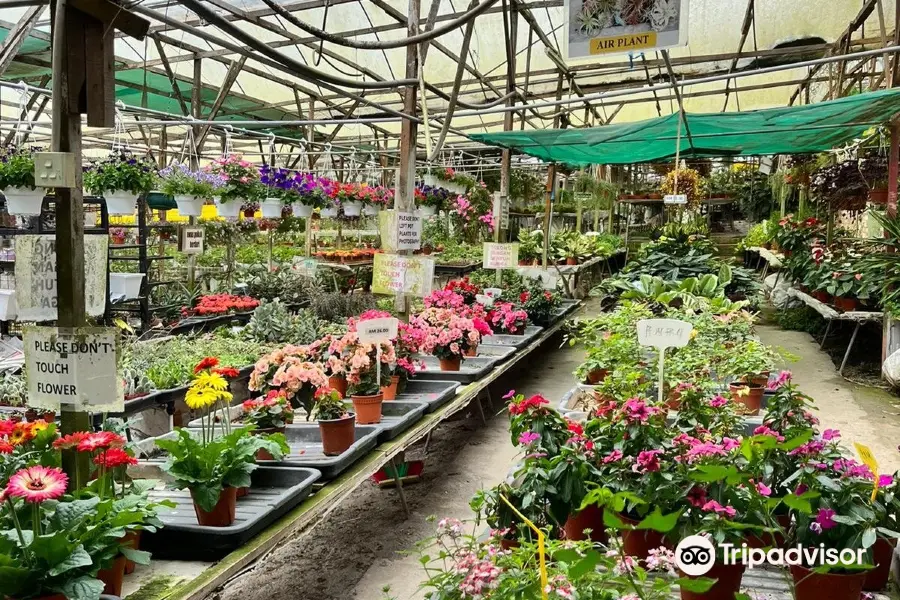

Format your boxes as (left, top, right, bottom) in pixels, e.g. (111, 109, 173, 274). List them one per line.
(69, 0, 149, 39)
(196, 56, 247, 151)
(722, 0, 754, 111)
(0, 5, 43, 76)
(154, 38, 189, 115)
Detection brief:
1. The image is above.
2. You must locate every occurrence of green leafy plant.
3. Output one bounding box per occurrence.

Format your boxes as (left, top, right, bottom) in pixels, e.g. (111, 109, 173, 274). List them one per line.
(0, 146, 36, 190)
(83, 151, 157, 196)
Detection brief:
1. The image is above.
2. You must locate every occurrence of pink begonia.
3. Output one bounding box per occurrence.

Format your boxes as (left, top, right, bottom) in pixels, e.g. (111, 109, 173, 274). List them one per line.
(702, 500, 737, 518)
(756, 482, 772, 496)
(709, 395, 729, 408)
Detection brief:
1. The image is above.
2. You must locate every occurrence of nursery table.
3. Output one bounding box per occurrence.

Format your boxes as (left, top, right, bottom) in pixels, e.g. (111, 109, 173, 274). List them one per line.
(787, 288, 883, 375)
(748, 246, 783, 282)
(316, 259, 374, 292)
(157, 315, 571, 600)
(546, 254, 605, 298)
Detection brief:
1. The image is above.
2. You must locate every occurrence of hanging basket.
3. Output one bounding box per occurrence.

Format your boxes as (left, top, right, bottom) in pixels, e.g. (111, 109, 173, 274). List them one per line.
(342, 200, 363, 217)
(215, 197, 242, 219)
(0, 290, 17, 321)
(868, 188, 889, 205)
(418, 205, 436, 218)
(423, 174, 438, 187)
(110, 273, 145, 300)
(103, 191, 138, 216)
(321, 205, 338, 218)
(363, 204, 381, 217)
(2, 187, 45, 216)
(174, 194, 204, 216)
(292, 202, 313, 218)
(260, 198, 283, 219)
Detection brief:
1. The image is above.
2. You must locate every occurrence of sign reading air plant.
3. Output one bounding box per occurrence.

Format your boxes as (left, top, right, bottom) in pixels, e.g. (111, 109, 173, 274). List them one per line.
(564, 0, 689, 61)
(636, 318, 693, 405)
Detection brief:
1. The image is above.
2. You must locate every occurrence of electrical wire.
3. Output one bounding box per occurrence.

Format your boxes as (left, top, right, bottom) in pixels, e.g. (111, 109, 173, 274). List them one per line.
(258, 0, 500, 50)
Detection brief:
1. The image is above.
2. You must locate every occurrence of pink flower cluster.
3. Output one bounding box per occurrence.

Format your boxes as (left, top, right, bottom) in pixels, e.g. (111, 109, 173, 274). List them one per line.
(487, 302, 528, 334)
(249, 343, 328, 399)
(424, 290, 466, 311)
(507, 393, 549, 415)
(454, 551, 502, 598)
(622, 397, 661, 423)
(414, 308, 481, 359)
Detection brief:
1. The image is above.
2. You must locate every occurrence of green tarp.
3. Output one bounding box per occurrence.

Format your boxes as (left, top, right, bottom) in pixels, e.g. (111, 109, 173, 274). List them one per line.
(469, 89, 900, 165)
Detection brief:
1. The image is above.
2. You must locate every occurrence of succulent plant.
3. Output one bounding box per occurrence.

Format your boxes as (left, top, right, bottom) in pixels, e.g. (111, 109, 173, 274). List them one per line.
(243, 301, 324, 344)
(123, 366, 156, 398)
(0, 371, 26, 407)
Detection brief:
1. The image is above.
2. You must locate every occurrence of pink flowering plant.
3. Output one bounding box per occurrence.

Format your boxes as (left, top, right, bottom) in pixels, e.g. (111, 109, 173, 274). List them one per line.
(248, 343, 329, 418)
(486, 301, 528, 335)
(667, 381, 742, 437)
(414, 308, 481, 361)
(328, 330, 396, 396)
(204, 153, 260, 203)
(506, 390, 570, 456)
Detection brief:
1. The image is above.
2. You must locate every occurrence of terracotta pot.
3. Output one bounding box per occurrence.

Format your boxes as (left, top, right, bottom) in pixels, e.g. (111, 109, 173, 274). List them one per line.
(422, 246, 433, 255)
(863, 537, 896, 590)
(328, 375, 348, 398)
(42, 411, 55, 423)
(351, 393, 384, 424)
(729, 383, 763, 416)
(812, 290, 831, 303)
(499, 538, 520, 551)
(97, 554, 127, 595)
(254, 427, 285, 461)
(680, 562, 746, 600)
(319, 414, 355, 456)
(619, 514, 670, 559)
(665, 390, 682, 411)
(783, 249, 793, 258)
(790, 564, 867, 600)
(439, 356, 462, 371)
(465, 345, 478, 357)
(565, 257, 578, 266)
(122, 530, 141, 575)
(518, 260, 530, 266)
(111, 235, 126, 245)
(586, 368, 608, 385)
(745, 372, 769, 388)
(835, 296, 859, 312)
(381, 375, 400, 400)
(747, 514, 790, 549)
(236, 486, 249, 498)
(24, 408, 38, 422)
(191, 486, 237, 527)
(869, 188, 889, 205)
(563, 504, 608, 544)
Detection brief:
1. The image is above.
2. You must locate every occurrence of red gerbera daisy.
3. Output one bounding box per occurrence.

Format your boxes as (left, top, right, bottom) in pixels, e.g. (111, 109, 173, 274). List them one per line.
(76, 431, 125, 453)
(6, 466, 68, 503)
(93, 448, 137, 468)
(194, 357, 220, 373)
(213, 367, 239, 379)
(53, 431, 89, 450)
(0, 419, 15, 437)
(0, 441, 14, 454)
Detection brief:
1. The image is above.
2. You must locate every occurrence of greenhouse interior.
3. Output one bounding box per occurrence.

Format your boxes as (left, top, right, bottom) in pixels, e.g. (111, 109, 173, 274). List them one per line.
(4, 0, 900, 599)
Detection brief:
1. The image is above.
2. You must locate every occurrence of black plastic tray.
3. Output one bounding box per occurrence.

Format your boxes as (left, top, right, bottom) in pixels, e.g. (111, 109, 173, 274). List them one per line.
(140, 464, 320, 561)
(258, 423, 381, 480)
(375, 401, 428, 442)
(413, 355, 498, 383)
(121, 364, 254, 415)
(470, 344, 517, 363)
(482, 325, 544, 349)
(397, 379, 460, 413)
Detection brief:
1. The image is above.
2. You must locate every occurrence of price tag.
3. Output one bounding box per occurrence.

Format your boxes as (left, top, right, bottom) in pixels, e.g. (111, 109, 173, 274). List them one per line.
(637, 319, 693, 405)
(475, 294, 494, 307)
(664, 194, 687, 205)
(358, 317, 399, 344)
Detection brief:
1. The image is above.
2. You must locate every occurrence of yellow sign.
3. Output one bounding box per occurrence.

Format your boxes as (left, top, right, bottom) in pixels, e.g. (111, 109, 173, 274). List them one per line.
(590, 32, 658, 55)
(499, 494, 548, 600)
(372, 253, 434, 297)
(855, 442, 880, 501)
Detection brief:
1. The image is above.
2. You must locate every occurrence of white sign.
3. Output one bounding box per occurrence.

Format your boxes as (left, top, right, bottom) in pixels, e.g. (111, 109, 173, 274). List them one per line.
(637, 318, 693, 406)
(358, 317, 399, 344)
(182, 228, 204, 254)
(483, 243, 519, 269)
(475, 294, 495, 307)
(293, 257, 317, 277)
(372, 253, 435, 297)
(664, 194, 688, 205)
(518, 268, 560, 291)
(396, 211, 422, 250)
(24, 326, 123, 412)
(493, 193, 510, 230)
(564, 0, 689, 61)
(484, 287, 503, 298)
(15, 235, 108, 321)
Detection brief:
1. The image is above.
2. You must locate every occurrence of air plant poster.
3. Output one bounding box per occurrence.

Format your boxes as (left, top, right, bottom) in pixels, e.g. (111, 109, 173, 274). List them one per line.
(564, 0, 688, 60)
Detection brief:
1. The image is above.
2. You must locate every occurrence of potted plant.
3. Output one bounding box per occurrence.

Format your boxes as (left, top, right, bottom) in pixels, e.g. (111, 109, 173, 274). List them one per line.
(109, 226, 127, 245)
(156, 358, 287, 526)
(204, 154, 260, 217)
(486, 301, 528, 335)
(312, 386, 355, 456)
(241, 392, 294, 460)
(416, 307, 481, 371)
(0, 146, 43, 215)
(293, 173, 328, 217)
(331, 331, 395, 424)
(416, 185, 449, 218)
(859, 154, 889, 204)
(248, 343, 330, 415)
(259, 164, 296, 218)
(83, 151, 157, 215)
(158, 162, 218, 216)
(519, 286, 562, 328)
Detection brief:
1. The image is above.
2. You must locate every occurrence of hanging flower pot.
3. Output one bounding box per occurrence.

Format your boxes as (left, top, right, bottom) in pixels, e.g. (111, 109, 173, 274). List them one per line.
(102, 190, 138, 215)
(439, 356, 462, 371)
(191, 486, 237, 527)
(363, 204, 381, 217)
(110, 273, 145, 300)
(342, 200, 363, 217)
(863, 537, 896, 590)
(261, 198, 283, 219)
(174, 194, 204, 216)
(729, 383, 763, 415)
(418, 205, 436, 218)
(97, 554, 127, 595)
(215, 197, 243, 218)
(790, 564, 867, 600)
(319, 413, 355, 456)
(380, 375, 400, 400)
(423, 174, 438, 187)
(679, 562, 746, 600)
(2, 186, 44, 216)
(321, 204, 338, 218)
(329, 375, 348, 398)
(293, 202, 313, 218)
(351, 392, 384, 424)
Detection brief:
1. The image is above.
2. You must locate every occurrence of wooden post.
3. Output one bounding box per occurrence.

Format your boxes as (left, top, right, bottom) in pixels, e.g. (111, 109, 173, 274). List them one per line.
(883, 120, 900, 363)
(186, 56, 201, 290)
(542, 165, 555, 269)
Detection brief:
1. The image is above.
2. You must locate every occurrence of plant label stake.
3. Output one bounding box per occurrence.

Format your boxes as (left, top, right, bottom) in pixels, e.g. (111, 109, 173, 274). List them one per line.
(359, 317, 399, 388)
(637, 318, 693, 405)
(499, 493, 548, 600)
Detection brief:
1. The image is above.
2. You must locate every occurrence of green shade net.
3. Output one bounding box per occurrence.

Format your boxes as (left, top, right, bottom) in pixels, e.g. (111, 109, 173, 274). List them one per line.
(470, 89, 900, 165)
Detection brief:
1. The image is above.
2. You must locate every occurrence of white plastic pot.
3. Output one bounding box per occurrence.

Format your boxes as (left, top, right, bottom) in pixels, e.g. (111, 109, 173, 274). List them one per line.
(0, 290, 17, 321)
(418, 205, 436, 218)
(342, 200, 363, 217)
(293, 202, 313, 218)
(2, 186, 45, 216)
(363, 204, 381, 217)
(321, 205, 338, 218)
(174, 194, 205, 217)
(215, 197, 242, 219)
(104, 190, 138, 215)
(260, 198, 283, 219)
(110, 273, 144, 300)
(423, 174, 438, 187)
